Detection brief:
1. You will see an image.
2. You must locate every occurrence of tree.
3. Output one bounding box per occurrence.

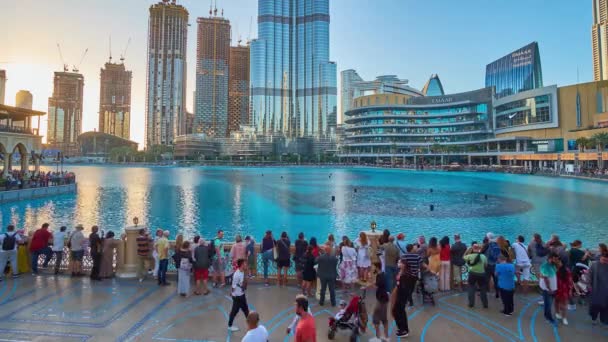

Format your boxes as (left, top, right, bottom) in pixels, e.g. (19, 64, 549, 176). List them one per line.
(575, 137, 589, 152)
(431, 143, 443, 154)
(591, 132, 608, 151)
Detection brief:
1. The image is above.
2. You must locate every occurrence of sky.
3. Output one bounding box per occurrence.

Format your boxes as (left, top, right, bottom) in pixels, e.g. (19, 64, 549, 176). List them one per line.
(0, 0, 592, 147)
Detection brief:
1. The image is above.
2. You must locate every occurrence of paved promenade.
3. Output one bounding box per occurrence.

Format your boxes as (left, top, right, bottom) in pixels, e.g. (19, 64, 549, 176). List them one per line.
(0, 274, 605, 341)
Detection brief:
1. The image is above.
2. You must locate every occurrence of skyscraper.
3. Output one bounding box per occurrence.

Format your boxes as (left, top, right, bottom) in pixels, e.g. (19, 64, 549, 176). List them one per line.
(250, 0, 337, 138)
(48, 71, 84, 154)
(194, 15, 231, 137)
(485, 42, 543, 99)
(228, 45, 250, 135)
(99, 61, 132, 140)
(0, 70, 6, 105)
(593, 0, 608, 80)
(421, 74, 445, 96)
(145, 0, 188, 147)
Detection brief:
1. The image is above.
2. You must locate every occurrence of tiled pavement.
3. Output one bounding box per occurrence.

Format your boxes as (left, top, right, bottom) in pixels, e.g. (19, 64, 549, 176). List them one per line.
(0, 274, 606, 341)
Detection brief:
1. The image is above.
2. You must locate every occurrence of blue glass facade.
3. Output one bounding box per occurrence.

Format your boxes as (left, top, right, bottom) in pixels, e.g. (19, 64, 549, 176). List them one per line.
(250, 0, 337, 138)
(485, 42, 543, 99)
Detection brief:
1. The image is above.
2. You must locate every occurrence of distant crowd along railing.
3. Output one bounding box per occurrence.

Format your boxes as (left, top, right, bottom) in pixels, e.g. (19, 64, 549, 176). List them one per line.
(35, 241, 540, 283)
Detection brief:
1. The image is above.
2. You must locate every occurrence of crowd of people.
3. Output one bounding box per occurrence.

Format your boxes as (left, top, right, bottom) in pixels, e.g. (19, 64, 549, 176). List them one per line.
(2, 224, 608, 341)
(1, 170, 76, 190)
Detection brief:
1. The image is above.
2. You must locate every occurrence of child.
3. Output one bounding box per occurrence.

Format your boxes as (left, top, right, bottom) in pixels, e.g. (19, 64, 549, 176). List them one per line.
(371, 272, 389, 342)
(495, 254, 516, 316)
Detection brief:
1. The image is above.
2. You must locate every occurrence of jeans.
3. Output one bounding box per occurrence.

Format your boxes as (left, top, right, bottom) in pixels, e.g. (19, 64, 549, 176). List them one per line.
(542, 290, 555, 322)
(467, 272, 488, 308)
(0, 250, 18, 277)
(392, 301, 409, 333)
(31, 247, 52, 273)
(158, 259, 169, 285)
(262, 250, 273, 279)
(228, 294, 249, 326)
(53, 251, 63, 273)
(500, 288, 514, 314)
(486, 264, 499, 297)
(319, 277, 336, 306)
(385, 265, 398, 293)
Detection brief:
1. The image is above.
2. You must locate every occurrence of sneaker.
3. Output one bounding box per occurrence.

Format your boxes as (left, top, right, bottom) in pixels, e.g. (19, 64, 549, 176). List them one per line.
(592, 319, 599, 325)
(537, 300, 544, 305)
(396, 330, 409, 337)
(556, 313, 562, 319)
(12, 274, 19, 279)
(567, 304, 576, 311)
(139, 278, 144, 283)
(369, 337, 382, 342)
(228, 326, 239, 332)
(562, 318, 568, 325)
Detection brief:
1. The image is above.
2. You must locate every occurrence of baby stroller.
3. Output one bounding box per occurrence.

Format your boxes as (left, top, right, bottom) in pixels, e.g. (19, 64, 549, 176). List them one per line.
(420, 270, 438, 305)
(328, 290, 368, 341)
(572, 263, 591, 305)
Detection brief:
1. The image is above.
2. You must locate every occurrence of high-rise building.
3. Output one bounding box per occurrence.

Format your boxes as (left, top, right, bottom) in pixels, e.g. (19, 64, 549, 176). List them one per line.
(421, 74, 445, 96)
(99, 61, 132, 140)
(340, 71, 423, 119)
(145, 0, 189, 147)
(485, 42, 543, 99)
(593, 0, 608, 81)
(48, 71, 84, 154)
(194, 15, 231, 137)
(15, 90, 33, 109)
(0, 69, 6, 105)
(228, 45, 250, 136)
(250, 0, 337, 138)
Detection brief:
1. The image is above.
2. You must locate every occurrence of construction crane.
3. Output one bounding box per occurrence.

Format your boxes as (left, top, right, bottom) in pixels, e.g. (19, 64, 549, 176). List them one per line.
(120, 38, 131, 63)
(56, 43, 68, 72)
(72, 48, 88, 73)
(247, 16, 253, 44)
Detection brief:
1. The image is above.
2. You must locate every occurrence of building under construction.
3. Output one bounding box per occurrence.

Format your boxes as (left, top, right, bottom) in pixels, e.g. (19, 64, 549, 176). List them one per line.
(99, 61, 132, 140)
(228, 45, 250, 136)
(47, 71, 84, 155)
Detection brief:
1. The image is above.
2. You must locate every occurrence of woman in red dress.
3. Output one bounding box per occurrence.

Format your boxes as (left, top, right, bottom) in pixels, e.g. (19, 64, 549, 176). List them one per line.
(555, 260, 573, 325)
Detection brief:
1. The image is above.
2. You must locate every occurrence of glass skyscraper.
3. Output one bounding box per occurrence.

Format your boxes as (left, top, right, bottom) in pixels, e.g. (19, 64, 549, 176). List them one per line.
(485, 42, 543, 99)
(250, 0, 337, 138)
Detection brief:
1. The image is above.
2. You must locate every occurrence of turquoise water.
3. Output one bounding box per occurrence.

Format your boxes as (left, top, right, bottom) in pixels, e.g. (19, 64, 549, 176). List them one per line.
(1, 165, 607, 245)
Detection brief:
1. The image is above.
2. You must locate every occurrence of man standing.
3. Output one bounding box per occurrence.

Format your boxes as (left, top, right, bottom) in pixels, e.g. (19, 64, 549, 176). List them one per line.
(512, 235, 532, 293)
(89, 225, 103, 281)
(450, 234, 467, 291)
(464, 243, 488, 309)
(193, 237, 211, 295)
(228, 259, 249, 332)
(30, 223, 53, 274)
(51, 226, 67, 275)
(295, 296, 316, 342)
(539, 252, 559, 324)
(213, 230, 226, 288)
(241, 311, 268, 342)
(156, 230, 170, 286)
(589, 245, 608, 325)
(482, 233, 501, 299)
(69, 224, 85, 277)
(401, 244, 422, 306)
(383, 236, 399, 292)
(316, 245, 338, 306)
(0, 225, 22, 280)
(136, 228, 152, 282)
(496, 255, 516, 316)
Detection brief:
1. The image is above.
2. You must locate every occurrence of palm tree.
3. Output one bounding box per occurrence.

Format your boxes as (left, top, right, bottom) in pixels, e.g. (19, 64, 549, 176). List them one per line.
(592, 132, 608, 151)
(575, 137, 589, 152)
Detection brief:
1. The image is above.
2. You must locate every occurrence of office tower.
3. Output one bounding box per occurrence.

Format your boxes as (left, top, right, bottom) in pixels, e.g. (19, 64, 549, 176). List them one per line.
(194, 15, 231, 137)
(341, 70, 364, 121)
(15, 90, 33, 109)
(145, 0, 188, 147)
(485, 42, 543, 99)
(0, 70, 5, 105)
(421, 74, 445, 96)
(228, 45, 250, 135)
(250, 0, 337, 138)
(48, 71, 84, 153)
(593, 0, 608, 80)
(99, 61, 132, 140)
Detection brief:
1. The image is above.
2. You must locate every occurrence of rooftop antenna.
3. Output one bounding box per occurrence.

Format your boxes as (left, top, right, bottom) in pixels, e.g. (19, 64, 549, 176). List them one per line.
(109, 35, 112, 63)
(209, 0, 212, 16)
(247, 16, 253, 44)
(56, 43, 68, 72)
(214, 0, 217, 16)
(120, 38, 131, 64)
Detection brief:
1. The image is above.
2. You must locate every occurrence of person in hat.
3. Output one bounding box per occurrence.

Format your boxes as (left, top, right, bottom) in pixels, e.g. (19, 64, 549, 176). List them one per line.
(68, 224, 86, 277)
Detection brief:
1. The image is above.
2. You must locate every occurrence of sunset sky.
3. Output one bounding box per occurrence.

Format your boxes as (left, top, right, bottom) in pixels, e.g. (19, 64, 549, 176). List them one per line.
(0, 0, 591, 148)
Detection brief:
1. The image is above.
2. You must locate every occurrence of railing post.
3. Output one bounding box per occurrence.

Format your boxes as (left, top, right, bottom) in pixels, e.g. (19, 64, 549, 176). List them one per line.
(116, 225, 139, 278)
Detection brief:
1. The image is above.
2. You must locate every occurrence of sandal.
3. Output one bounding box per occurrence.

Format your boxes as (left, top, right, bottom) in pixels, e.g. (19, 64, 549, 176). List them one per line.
(203, 290, 210, 295)
(194, 291, 201, 296)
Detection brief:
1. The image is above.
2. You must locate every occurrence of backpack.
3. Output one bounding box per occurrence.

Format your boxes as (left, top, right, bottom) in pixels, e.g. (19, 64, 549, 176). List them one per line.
(535, 243, 549, 258)
(180, 256, 192, 271)
(487, 242, 500, 264)
(2, 233, 16, 251)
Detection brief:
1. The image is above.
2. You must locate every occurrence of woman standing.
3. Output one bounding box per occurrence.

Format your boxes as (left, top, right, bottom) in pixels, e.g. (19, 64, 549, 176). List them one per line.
(16, 229, 30, 274)
(173, 234, 184, 269)
(439, 236, 451, 291)
(276, 232, 291, 287)
(301, 246, 316, 296)
(427, 237, 441, 275)
(230, 235, 247, 271)
(294, 233, 308, 287)
(177, 241, 194, 297)
(391, 259, 416, 338)
(99, 231, 122, 278)
(325, 234, 337, 256)
(339, 239, 358, 289)
(309, 237, 320, 257)
(555, 259, 573, 325)
(356, 232, 371, 283)
(260, 231, 275, 286)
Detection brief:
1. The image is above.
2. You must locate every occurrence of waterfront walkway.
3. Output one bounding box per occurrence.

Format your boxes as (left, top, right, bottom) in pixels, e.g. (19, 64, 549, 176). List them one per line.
(0, 275, 605, 341)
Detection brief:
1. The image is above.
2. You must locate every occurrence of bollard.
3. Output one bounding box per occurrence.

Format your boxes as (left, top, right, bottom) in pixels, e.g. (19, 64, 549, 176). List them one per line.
(430, 204, 434, 211)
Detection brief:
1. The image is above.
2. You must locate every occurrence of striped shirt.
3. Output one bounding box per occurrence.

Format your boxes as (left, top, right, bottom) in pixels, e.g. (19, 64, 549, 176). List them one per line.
(401, 253, 422, 277)
(136, 235, 151, 257)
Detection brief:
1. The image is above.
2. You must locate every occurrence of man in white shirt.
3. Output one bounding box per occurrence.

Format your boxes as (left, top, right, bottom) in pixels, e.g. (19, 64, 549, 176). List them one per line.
(0, 225, 23, 280)
(242, 311, 268, 342)
(512, 235, 532, 293)
(69, 224, 85, 277)
(52, 226, 67, 275)
(228, 259, 249, 332)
